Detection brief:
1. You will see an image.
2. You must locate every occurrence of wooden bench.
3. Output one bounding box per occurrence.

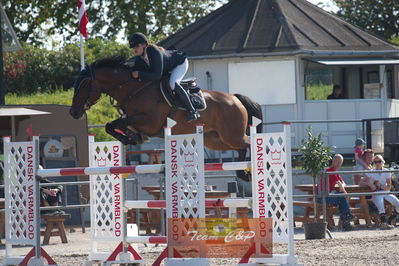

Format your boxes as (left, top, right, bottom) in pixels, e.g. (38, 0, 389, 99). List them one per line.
(349, 197, 394, 226)
(294, 200, 339, 229)
(126, 149, 164, 164)
(41, 213, 71, 244)
(127, 209, 161, 235)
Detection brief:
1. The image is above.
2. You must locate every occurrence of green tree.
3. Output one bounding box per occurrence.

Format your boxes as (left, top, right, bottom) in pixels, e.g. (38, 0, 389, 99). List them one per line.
(3, 0, 226, 46)
(391, 36, 399, 45)
(332, 0, 399, 40)
(299, 126, 334, 221)
(4, 38, 131, 94)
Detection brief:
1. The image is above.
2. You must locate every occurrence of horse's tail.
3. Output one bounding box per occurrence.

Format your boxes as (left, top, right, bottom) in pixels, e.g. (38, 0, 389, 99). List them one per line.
(234, 94, 263, 133)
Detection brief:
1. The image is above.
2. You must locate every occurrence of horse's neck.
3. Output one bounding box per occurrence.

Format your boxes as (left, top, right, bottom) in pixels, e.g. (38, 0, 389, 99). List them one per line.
(103, 79, 159, 105)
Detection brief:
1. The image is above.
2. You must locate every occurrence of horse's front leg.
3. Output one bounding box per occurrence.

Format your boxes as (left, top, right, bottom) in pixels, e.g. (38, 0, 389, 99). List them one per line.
(105, 117, 148, 145)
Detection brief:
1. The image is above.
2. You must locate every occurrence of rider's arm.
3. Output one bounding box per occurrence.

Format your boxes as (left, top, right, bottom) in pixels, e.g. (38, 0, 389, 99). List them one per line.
(138, 46, 163, 80)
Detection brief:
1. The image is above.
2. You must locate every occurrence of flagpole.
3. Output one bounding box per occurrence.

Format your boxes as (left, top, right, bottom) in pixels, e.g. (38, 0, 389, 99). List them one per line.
(80, 34, 85, 70)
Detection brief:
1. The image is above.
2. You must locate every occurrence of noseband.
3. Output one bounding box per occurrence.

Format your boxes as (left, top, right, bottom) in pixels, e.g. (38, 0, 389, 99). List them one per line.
(74, 66, 98, 109)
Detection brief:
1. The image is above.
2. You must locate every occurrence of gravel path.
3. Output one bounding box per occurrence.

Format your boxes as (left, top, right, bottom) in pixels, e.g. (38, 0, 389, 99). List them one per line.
(1, 226, 399, 265)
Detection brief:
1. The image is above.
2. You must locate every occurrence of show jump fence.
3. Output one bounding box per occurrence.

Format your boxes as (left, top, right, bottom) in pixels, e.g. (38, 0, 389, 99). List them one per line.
(3, 118, 300, 266)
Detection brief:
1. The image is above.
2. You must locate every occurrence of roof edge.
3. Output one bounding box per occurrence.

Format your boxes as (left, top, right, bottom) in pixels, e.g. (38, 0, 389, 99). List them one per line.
(187, 49, 399, 60)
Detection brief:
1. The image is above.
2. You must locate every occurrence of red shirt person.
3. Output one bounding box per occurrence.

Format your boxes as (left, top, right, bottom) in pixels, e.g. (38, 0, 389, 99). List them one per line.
(320, 154, 354, 231)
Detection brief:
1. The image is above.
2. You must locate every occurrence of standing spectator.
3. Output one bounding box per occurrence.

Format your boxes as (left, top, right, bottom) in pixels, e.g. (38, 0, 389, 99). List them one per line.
(321, 154, 355, 231)
(327, 85, 344, 99)
(353, 138, 370, 184)
(365, 155, 399, 229)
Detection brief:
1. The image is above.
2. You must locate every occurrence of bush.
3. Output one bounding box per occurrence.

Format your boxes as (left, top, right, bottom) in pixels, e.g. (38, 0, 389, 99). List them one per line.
(4, 38, 131, 94)
(6, 89, 119, 142)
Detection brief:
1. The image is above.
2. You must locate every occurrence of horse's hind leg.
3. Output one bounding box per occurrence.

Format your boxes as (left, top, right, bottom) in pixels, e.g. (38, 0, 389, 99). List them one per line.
(236, 149, 251, 182)
(205, 131, 252, 182)
(204, 131, 235, 150)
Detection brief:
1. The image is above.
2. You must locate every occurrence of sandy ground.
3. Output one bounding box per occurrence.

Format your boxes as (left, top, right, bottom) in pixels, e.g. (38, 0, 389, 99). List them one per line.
(1, 224, 399, 266)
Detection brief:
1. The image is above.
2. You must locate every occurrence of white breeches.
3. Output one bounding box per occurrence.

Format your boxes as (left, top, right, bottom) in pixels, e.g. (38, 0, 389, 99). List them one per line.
(169, 59, 188, 89)
(372, 194, 399, 214)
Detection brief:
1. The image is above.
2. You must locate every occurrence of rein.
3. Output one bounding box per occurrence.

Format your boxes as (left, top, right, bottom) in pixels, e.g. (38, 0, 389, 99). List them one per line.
(115, 80, 154, 108)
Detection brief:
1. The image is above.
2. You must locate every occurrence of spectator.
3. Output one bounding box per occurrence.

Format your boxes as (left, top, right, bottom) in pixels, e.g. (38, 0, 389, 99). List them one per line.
(353, 138, 370, 185)
(321, 154, 355, 231)
(364, 155, 399, 229)
(39, 165, 64, 215)
(357, 149, 380, 215)
(327, 85, 344, 99)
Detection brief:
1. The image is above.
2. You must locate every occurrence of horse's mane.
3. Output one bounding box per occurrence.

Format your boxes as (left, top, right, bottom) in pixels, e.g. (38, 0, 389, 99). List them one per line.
(91, 56, 127, 69)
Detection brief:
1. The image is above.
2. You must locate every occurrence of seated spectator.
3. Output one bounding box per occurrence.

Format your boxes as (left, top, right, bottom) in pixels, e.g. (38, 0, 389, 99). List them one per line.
(39, 165, 64, 215)
(321, 154, 355, 231)
(363, 155, 399, 229)
(358, 149, 375, 184)
(327, 85, 344, 99)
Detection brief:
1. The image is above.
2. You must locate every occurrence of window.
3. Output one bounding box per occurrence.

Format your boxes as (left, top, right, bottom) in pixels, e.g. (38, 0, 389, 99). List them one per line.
(305, 68, 332, 100)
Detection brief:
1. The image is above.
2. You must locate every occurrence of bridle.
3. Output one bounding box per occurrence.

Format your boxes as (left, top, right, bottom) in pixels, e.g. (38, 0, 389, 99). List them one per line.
(74, 64, 155, 110)
(74, 66, 100, 110)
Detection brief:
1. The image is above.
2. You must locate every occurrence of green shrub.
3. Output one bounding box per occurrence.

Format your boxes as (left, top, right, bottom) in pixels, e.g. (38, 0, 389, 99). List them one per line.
(6, 89, 119, 141)
(4, 38, 131, 95)
(4, 39, 132, 141)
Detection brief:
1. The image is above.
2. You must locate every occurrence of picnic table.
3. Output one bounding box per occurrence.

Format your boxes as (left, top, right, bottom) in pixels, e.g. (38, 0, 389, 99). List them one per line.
(132, 186, 249, 234)
(295, 184, 373, 226)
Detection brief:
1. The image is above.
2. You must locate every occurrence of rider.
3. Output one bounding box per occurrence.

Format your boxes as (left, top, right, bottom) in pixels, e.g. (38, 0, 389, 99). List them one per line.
(128, 32, 199, 122)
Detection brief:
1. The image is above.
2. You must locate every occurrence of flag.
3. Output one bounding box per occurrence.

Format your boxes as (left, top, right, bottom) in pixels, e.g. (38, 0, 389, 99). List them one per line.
(78, 0, 89, 38)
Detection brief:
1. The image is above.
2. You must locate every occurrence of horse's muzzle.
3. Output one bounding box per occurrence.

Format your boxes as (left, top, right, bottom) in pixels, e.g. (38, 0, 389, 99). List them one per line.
(69, 107, 85, 119)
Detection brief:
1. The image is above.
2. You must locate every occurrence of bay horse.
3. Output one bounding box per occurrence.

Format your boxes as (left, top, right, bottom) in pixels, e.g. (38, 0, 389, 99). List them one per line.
(70, 57, 263, 181)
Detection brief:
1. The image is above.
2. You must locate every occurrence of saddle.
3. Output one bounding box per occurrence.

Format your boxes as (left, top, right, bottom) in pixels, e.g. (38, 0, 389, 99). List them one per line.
(160, 76, 207, 111)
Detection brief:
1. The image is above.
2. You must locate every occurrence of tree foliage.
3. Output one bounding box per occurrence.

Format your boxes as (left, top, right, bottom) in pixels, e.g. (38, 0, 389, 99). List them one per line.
(299, 126, 334, 179)
(299, 126, 334, 220)
(332, 0, 399, 40)
(4, 38, 131, 94)
(3, 0, 225, 46)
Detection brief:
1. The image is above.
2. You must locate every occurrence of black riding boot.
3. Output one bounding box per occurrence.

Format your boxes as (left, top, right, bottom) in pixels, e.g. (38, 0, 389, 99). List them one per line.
(174, 83, 199, 122)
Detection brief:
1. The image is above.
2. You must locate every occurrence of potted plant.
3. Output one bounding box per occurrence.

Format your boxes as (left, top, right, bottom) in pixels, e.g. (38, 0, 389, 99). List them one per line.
(299, 126, 333, 239)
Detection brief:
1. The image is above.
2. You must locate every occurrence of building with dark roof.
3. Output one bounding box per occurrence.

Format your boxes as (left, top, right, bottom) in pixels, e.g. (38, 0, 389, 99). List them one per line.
(160, 0, 399, 56)
(158, 0, 399, 155)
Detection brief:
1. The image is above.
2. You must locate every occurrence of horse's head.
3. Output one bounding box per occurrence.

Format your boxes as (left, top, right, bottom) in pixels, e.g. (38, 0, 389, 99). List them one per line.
(70, 66, 101, 119)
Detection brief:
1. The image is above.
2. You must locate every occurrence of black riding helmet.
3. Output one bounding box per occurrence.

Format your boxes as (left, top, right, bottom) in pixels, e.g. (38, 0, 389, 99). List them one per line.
(129, 32, 148, 48)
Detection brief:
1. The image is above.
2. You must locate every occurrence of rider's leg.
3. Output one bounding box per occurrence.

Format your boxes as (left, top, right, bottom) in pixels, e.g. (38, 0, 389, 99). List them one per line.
(169, 59, 199, 122)
(174, 83, 199, 122)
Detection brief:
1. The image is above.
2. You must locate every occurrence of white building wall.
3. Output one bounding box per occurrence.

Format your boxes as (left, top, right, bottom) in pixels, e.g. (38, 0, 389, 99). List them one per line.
(185, 56, 393, 156)
(187, 59, 229, 93)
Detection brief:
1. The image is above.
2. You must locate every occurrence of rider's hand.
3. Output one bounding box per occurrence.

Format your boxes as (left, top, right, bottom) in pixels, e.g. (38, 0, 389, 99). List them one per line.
(132, 71, 139, 79)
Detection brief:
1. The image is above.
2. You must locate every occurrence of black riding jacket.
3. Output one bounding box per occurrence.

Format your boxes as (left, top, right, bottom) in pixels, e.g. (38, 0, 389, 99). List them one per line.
(131, 44, 186, 80)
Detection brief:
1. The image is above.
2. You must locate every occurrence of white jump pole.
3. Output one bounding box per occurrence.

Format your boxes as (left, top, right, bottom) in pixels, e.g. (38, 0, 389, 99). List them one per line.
(36, 162, 251, 178)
